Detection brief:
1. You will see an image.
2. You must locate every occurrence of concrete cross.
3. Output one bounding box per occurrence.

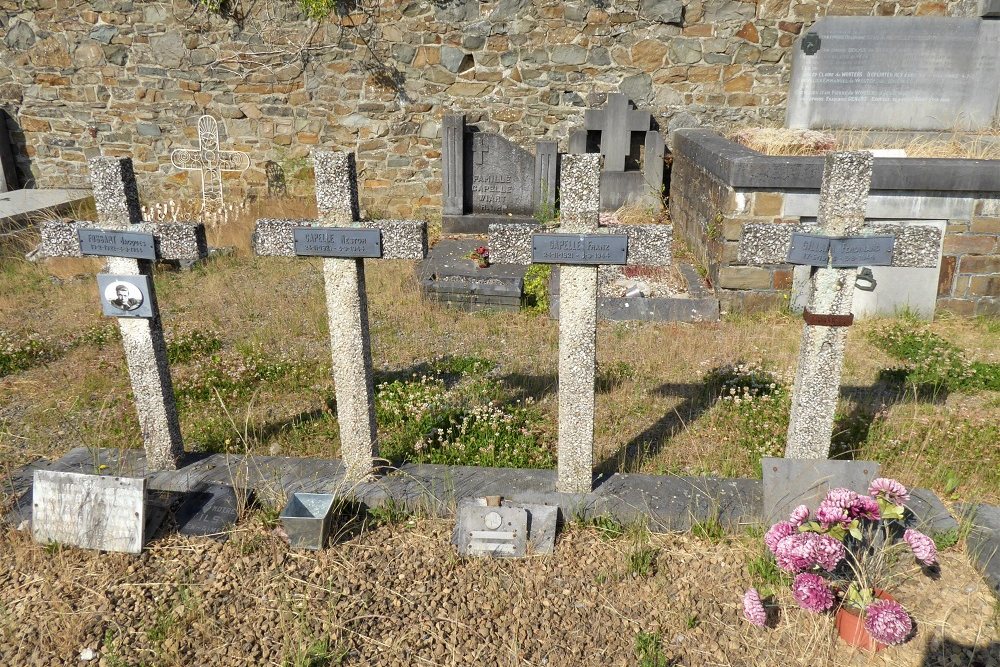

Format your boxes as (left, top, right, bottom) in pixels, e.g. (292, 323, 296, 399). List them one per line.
(38, 157, 208, 471)
(583, 93, 652, 172)
(736, 151, 942, 459)
(252, 152, 427, 483)
(170, 115, 250, 212)
(489, 154, 673, 493)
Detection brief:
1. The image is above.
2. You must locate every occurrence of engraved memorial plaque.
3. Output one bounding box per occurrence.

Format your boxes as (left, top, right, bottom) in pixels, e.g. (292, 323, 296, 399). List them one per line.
(292, 227, 382, 258)
(78, 228, 157, 260)
(762, 458, 879, 526)
(786, 233, 831, 266)
(32, 470, 147, 554)
(531, 234, 628, 265)
(830, 236, 894, 267)
(97, 274, 154, 318)
(454, 504, 528, 557)
(174, 483, 243, 540)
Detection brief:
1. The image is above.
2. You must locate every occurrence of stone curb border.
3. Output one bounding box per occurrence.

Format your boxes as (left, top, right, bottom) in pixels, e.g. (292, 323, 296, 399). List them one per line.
(672, 129, 1000, 193)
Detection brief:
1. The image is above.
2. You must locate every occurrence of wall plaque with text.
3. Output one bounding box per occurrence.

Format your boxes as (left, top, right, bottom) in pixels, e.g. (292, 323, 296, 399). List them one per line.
(78, 229, 156, 260)
(293, 227, 382, 258)
(531, 234, 628, 265)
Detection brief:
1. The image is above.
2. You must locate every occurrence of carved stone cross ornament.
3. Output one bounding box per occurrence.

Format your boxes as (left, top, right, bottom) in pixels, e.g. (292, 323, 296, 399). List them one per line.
(38, 157, 208, 471)
(488, 154, 673, 493)
(736, 151, 942, 459)
(170, 115, 250, 212)
(252, 152, 427, 483)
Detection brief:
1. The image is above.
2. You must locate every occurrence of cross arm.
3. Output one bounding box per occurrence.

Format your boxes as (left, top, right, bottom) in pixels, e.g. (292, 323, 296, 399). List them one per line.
(253, 219, 427, 260)
(488, 223, 673, 266)
(39, 220, 208, 261)
(737, 222, 942, 268)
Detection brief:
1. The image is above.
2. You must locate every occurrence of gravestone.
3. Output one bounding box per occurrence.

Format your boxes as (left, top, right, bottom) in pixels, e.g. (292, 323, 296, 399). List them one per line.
(569, 93, 665, 211)
(454, 502, 529, 557)
(787, 18, 1000, 131)
(38, 158, 208, 471)
(32, 471, 147, 553)
(173, 483, 243, 540)
(762, 458, 879, 526)
(170, 115, 250, 211)
(453, 497, 558, 556)
(489, 154, 673, 493)
(737, 152, 942, 459)
(441, 114, 558, 234)
(253, 151, 427, 482)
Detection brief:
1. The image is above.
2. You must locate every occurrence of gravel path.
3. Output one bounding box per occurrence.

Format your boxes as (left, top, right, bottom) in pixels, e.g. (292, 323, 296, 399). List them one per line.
(0, 519, 996, 666)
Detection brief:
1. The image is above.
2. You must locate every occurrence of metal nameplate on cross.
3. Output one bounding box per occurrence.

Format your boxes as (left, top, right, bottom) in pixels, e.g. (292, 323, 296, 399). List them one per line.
(292, 227, 383, 259)
(170, 115, 250, 211)
(786, 233, 895, 268)
(531, 234, 629, 265)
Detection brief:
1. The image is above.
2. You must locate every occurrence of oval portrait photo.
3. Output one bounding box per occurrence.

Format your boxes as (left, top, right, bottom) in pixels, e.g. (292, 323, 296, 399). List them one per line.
(104, 280, 144, 312)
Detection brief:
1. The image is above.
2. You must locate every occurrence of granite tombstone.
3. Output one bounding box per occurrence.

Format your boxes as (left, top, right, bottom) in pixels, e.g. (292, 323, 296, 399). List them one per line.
(787, 17, 1000, 131)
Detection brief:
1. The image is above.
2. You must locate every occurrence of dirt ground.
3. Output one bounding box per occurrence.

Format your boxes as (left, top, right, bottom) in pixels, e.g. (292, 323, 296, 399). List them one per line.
(0, 518, 996, 667)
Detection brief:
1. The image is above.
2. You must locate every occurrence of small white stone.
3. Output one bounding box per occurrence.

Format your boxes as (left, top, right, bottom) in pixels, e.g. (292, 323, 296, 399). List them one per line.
(79, 647, 98, 661)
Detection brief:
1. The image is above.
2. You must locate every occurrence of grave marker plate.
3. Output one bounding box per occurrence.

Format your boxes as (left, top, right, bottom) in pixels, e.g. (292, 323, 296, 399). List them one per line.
(174, 483, 242, 540)
(78, 228, 156, 260)
(531, 234, 628, 265)
(97, 274, 154, 318)
(830, 236, 894, 267)
(293, 227, 382, 258)
(787, 233, 831, 266)
(787, 17, 1000, 131)
(762, 458, 880, 526)
(455, 504, 528, 557)
(32, 470, 146, 554)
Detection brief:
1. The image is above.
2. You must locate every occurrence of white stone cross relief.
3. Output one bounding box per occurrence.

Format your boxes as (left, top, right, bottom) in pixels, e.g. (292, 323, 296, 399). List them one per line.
(252, 152, 428, 483)
(170, 115, 250, 212)
(736, 151, 943, 459)
(38, 158, 208, 471)
(488, 154, 673, 494)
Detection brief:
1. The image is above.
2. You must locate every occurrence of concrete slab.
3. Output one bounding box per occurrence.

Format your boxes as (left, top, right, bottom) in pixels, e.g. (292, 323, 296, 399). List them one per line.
(762, 457, 879, 526)
(957, 503, 1000, 599)
(908, 488, 960, 537)
(0, 188, 91, 226)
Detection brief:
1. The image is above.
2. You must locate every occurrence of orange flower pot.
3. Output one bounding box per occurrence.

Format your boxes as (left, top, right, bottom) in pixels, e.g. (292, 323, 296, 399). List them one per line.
(835, 590, 895, 652)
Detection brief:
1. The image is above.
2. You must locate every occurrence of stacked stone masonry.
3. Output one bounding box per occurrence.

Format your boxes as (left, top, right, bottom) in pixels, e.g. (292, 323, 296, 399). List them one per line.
(0, 0, 978, 217)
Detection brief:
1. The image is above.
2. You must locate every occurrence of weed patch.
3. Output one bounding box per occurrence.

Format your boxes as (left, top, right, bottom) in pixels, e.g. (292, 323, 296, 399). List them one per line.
(634, 631, 671, 667)
(0, 330, 60, 377)
(523, 264, 551, 315)
(869, 322, 1000, 392)
(627, 546, 659, 577)
(167, 328, 223, 364)
(174, 347, 308, 404)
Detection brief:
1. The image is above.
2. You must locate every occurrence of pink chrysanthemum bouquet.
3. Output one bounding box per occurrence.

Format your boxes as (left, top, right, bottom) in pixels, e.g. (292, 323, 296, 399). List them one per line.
(742, 478, 937, 648)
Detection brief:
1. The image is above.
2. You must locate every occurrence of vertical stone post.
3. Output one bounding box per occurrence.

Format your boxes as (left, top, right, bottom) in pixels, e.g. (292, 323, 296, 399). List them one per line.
(533, 141, 558, 215)
(313, 152, 378, 481)
(90, 157, 184, 471)
(785, 151, 873, 459)
(442, 115, 465, 216)
(555, 154, 602, 493)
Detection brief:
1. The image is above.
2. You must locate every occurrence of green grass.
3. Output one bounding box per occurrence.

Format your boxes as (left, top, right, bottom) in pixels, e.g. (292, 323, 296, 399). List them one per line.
(627, 546, 659, 577)
(167, 328, 223, 364)
(634, 631, 671, 667)
(691, 517, 726, 543)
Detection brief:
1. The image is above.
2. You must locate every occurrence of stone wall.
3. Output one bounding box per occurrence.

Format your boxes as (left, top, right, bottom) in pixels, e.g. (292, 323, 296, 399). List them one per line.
(0, 0, 975, 218)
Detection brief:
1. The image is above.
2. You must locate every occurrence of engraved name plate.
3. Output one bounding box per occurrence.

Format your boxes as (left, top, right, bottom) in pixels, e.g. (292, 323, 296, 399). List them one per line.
(78, 229, 156, 260)
(455, 504, 528, 558)
(787, 233, 832, 266)
(293, 227, 382, 258)
(531, 234, 628, 265)
(32, 470, 146, 554)
(830, 236, 895, 267)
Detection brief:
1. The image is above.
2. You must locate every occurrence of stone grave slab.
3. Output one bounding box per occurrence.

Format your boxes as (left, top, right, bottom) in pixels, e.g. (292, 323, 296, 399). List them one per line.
(957, 503, 1000, 598)
(907, 488, 959, 538)
(173, 483, 243, 540)
(454, 503, 529, 558)
(456, 497, 558, 554)
(32, 470, 148, 554)
(418, 238, 526, 312)
(762, 457, 879, 526)
(787, 17, 1000, 131)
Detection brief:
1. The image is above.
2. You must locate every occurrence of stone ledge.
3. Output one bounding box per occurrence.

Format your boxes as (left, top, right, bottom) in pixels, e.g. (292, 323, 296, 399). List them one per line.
(488, 222, 673, 267)
(673, 129, 1000, 193)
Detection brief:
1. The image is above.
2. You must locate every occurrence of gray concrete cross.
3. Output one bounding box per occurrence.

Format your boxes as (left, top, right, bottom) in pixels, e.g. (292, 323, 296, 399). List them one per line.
(38, 157, 208, 471)
(488, 154, 673, 493)
(736, 151, 942, 459)
(252, 151, 427, 483)
(582, 93, 651, 172)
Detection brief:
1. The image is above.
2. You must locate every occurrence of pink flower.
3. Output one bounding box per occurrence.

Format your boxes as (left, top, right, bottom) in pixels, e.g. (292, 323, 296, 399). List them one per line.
(904, 528, 938, 565)
(825, 487, 859, 510)
(742, 588, 767, 627)
(869, 478, 910, 504)
(791, 573, 834, 612)
(850, 495, 881, 521)
(812, 534, 846, 571)
(789, 505, 810, 527)
(816, 501, 850, 527)
(774, 533, 844, 573)
(765, 521, 797, 555)
(864, 599, 912, 645)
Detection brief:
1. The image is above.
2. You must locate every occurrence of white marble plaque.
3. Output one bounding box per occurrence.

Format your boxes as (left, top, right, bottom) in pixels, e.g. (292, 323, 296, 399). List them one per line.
(32, 471, 147, 554)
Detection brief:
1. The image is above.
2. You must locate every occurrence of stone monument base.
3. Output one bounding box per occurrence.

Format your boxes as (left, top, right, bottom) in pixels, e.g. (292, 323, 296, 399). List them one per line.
(442, 214, 538, 236)
(419, 238, 527, 311)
